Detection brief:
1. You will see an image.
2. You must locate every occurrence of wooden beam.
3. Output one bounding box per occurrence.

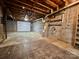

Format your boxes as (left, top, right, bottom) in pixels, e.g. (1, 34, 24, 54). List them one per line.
(63, 0, 70, 5)
(32, 0, 57, 10)
(64, 0, 77, 5)
(45, 0, 58, 8)
(49, 24, 62, 26)
(14, 0, 49, 14)
(45, 0, 59, 10)
(47, 19, 62, 22)
(7, 6, 44, 21)
(8, 6, 45, 19)
(30, 0, 51, 10)
(6, 4, 45, 21)
(7, 5, 24, 11)
(6, 2, 46, 15)
(47, 1, 79, 17)
(50, 0, 64, 5)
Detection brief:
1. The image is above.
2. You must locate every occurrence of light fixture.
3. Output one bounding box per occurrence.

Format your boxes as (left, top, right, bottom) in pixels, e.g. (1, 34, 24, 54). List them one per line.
(22, 6, 25, 9)
(24, 15, 29, 21)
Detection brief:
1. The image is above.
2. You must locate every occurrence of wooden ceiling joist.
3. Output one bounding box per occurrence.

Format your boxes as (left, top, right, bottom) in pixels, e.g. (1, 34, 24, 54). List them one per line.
(50, 0, 65, 7)
(63, 0, 77, 5)
(32, 0, 57, 10)
(8, 6, 24, 12)
(47, 1, 79, 17)
(30, 0, 52, 10)
(13, 0, 50, 14)
(3, 0, 66, 21)
(45, 0, 58, 8)
(50, 0, 64, 5)
(6, 1, 46, 15)
(18, 0, 50, 11)
(45, 0, 59, 10)
(7, 5, 41, 18)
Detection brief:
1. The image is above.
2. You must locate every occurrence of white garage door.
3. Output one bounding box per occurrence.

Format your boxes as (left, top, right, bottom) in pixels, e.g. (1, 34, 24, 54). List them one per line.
(33, 20, 43, 33)
(17, 21, 31, 31)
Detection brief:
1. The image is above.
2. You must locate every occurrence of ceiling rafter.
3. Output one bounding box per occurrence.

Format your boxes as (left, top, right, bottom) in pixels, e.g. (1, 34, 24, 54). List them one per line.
(5, 1, 47, 15)
(50, 0, 64, 5)
(6, 4, 27, 16)
(3, 0, 66, 21)
(63, 0, 75, 5)
(50, 0, 65, 7)
(45, 0, 59, 10)
(7, 4, 44, 19)
(32, 0, 57, 10)
(45, 0, 58, 7)
(13, 0, 50, 14)
(30, 0, 52, 10)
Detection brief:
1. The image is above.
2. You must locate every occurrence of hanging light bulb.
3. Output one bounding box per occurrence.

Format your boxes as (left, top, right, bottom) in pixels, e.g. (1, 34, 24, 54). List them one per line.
(24, 15, 29, 21)
(22, 6, 25, 9)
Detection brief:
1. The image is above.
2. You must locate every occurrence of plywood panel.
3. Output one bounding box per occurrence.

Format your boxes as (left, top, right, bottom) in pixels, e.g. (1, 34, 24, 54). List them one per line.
(46, 4, 79, 44)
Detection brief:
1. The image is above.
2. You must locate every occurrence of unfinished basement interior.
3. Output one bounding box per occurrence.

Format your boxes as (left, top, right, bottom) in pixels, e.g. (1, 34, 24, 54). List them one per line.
(0, 0, 79, 59)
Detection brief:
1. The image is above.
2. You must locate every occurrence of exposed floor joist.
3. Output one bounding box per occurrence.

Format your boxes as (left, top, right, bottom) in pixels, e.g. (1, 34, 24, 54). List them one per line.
(13, 0, 50, 14)
(30, 0, 52, 10)
(6, 1, 46, 15)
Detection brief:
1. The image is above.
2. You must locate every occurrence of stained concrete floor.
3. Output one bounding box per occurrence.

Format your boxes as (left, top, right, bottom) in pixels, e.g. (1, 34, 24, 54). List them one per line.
(0, 32, 79, 59)
(0, 32, 43, 47)
(46, 37, 79, 56)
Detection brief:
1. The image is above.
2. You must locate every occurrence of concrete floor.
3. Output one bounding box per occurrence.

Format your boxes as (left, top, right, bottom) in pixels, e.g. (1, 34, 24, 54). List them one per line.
(0, 32, 79, 58)
(46, 37, 79, 56)
(0, 32, 43, 47)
